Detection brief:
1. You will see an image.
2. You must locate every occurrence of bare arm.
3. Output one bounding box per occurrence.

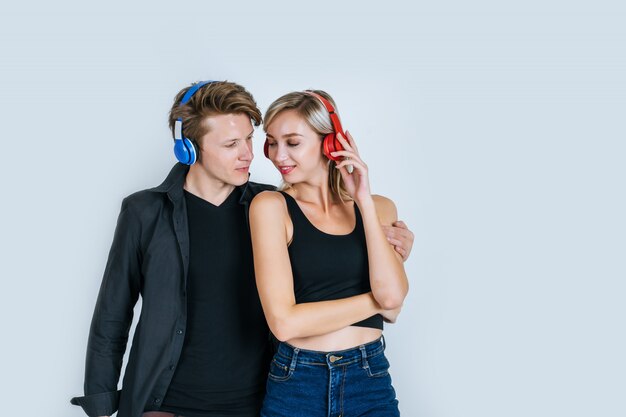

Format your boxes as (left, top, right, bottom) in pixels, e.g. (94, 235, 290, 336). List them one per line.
(359, 195, 409, 309)
(250, 191, 382, 342)
(332, 132, 409, 310)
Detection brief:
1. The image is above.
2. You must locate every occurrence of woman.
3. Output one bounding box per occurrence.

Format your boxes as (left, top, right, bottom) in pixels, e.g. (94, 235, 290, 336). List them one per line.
(249, 90, 409, 416)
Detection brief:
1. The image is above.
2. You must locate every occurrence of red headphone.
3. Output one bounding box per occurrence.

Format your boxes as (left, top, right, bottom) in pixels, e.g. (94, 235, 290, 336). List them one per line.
(264, 90, 346, 161)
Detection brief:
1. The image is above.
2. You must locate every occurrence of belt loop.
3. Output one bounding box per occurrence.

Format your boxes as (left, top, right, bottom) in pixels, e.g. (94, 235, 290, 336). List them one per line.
(359, 344, 368, 369)
(289, 347, 299, 372)
(381, 335, 386, 349)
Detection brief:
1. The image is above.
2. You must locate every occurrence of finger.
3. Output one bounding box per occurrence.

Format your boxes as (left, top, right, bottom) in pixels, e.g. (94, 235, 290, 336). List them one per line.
(394, 246, 408, 261)
(345, 130, 359, 153)
(336, 162, 358, 175)
(339, 163, 355, 175)
(399, 228, 414, 241)
(336, 159, 366, 173)
(330, 149, 359, 158)
(395, 228, 413, 240)
(383, 226, 407, 240)
(336, 133, 357, 154)
(382, 226, 399, 240)
(335, 157, 364, 168)
(387, 237, 403, 247)
(392, 221, 415, 241)
(337, 164, 355, 183)
(392, 220, 408, 230)
(330, 150, 364, 165)
(389, 225, 414, 241)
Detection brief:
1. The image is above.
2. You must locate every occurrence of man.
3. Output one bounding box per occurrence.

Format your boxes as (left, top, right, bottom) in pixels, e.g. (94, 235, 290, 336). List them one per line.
(70, 81, 414, 417)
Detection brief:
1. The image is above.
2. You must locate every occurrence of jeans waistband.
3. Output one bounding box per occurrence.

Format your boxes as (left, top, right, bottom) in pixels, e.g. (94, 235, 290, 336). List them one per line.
(275, 336, 386, 367)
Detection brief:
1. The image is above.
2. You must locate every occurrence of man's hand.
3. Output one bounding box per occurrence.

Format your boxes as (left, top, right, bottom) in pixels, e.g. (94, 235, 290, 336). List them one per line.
(382, 220, 414, 262)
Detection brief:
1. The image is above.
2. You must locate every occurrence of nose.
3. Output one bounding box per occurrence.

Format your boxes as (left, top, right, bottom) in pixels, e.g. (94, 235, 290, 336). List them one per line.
(240, 139, 253, 161)
(273, 143, 288, 162)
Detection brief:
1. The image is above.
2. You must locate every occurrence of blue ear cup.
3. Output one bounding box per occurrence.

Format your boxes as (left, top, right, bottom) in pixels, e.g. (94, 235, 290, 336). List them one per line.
(176, 140, 197, 164)
(173, 118, 197, 165)
(173, 80, 216, 165)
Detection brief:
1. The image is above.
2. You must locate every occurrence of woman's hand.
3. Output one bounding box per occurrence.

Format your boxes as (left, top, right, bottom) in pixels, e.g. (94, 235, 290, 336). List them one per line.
(331, 131, 372, 205)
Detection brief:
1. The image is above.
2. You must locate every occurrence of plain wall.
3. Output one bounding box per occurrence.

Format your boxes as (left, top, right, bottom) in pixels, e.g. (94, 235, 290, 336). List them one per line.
(0, 1, 624, 416)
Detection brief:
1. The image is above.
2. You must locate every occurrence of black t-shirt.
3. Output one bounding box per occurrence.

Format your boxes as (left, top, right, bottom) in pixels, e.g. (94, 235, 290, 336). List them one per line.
(161, 188, 271, 417)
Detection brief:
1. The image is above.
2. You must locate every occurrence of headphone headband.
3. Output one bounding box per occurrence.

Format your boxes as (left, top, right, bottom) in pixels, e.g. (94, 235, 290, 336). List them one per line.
(180, 80, 216, 105)
(304, 90, 334, 109)
(304, 90, 344, 135)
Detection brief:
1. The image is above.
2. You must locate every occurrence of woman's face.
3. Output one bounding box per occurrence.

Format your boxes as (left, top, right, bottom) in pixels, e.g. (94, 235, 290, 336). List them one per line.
(265, 110, 327, 184)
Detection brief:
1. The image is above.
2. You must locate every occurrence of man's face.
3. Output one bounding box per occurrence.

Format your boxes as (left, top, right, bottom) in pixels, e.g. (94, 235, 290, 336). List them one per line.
(193, 113, 254, 187)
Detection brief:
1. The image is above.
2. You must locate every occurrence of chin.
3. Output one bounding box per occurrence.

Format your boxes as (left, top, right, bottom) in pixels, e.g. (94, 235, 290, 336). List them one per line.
(230, 173, 249, 186)
(282, 174, 304, 184)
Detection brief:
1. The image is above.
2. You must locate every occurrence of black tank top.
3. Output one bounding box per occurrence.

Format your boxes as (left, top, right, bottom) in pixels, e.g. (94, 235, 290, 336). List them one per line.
(280, 191, 383, 330)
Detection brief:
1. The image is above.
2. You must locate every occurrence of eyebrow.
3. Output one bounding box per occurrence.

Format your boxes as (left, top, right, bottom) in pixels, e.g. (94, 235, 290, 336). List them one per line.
(265, 133, 304, 139)
(224, 129, 255, 142)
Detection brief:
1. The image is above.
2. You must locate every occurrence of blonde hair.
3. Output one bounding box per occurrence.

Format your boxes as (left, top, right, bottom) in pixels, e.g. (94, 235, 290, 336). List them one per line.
(263, 90, 350, 201)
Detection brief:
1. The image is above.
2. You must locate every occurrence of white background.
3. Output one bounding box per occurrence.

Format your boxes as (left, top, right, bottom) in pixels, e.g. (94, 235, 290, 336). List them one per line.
(0, 1, 624, 416)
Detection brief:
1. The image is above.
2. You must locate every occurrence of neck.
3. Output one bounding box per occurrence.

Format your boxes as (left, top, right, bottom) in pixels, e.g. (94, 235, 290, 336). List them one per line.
(290, 171, 339, 213)
(184, 165, 237, 206)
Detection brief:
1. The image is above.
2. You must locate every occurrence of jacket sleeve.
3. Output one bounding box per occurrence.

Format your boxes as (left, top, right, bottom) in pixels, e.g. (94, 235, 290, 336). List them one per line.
(70, 197, 142, 417)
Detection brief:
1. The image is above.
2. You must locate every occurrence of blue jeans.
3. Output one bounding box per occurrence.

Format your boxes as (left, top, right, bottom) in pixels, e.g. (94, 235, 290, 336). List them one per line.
(261, 337, 400, 417)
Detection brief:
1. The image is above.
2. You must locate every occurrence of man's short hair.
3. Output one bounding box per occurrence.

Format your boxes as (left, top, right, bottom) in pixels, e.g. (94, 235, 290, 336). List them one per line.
(168, 81, 262, 144)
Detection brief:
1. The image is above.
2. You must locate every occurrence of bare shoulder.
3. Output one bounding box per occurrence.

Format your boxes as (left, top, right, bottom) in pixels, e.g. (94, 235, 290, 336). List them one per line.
(251, 190, 284, 207)
(371, 194, 398, 225)
(250, 190, 287, 217)
(249, 191, 291, 244)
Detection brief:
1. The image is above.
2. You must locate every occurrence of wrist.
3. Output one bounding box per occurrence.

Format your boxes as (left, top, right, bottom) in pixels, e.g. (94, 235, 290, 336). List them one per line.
(356, 200, 377, 220)
(355, 195, 375, 210)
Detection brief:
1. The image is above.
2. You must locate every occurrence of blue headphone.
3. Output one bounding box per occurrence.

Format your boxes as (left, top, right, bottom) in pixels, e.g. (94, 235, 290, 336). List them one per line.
(173, 80, 216, 165)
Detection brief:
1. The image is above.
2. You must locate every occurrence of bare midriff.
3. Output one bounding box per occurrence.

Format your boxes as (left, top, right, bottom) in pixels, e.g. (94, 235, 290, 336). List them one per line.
(287, 325, 382, 352)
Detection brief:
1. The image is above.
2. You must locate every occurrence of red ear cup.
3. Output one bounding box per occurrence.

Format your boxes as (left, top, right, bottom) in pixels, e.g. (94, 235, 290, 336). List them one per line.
(323, 133, 344, 161)
(263, 139, 270, 158)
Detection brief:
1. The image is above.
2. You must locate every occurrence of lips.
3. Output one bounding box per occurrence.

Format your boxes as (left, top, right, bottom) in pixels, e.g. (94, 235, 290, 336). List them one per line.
(235, 166, 250, 173)
(277, 165, 295, 175)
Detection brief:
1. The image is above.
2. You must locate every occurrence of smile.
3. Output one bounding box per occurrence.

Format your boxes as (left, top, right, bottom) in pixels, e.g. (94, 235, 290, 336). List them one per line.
(277, 165, 295, 175)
